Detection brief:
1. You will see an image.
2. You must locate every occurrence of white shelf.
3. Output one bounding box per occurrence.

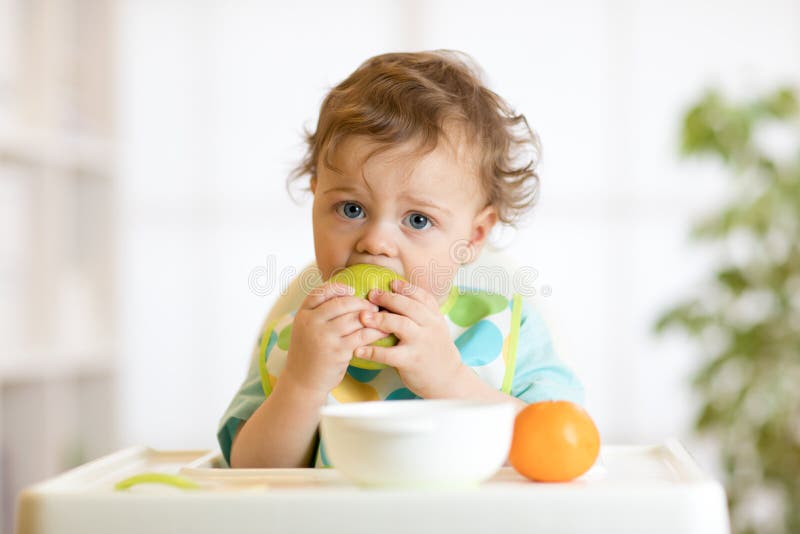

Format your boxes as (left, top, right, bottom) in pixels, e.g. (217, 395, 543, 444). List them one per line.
(0, 1, 118, 533)
(0, 343, 117, 383)
(0, 122, 114, 174)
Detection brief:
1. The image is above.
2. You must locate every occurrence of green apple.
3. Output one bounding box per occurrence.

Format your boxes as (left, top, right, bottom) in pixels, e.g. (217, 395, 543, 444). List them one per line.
(328, 263, 405, 370)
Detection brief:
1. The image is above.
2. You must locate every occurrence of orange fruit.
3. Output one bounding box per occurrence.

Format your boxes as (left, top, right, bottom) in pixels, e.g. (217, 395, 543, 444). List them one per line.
(509, 400, 600, 482)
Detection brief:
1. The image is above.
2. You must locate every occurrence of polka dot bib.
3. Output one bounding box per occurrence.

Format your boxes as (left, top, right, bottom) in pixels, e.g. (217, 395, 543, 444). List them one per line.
(256, 285, 524, 467)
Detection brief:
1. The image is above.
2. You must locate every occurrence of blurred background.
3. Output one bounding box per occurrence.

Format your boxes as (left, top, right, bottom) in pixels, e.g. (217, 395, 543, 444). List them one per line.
(1, 1, 799, 533)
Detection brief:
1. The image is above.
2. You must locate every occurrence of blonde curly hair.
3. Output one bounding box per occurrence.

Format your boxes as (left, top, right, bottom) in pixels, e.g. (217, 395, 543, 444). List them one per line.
(288, 50, 540, 227)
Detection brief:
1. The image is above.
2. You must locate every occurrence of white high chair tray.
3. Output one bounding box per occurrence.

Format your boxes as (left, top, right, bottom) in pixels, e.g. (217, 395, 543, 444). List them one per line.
(16, 438, 729, 534)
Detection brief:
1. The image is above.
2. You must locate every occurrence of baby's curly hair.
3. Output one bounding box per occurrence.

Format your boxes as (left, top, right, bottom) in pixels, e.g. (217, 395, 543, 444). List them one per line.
(287, 50, 541, 227)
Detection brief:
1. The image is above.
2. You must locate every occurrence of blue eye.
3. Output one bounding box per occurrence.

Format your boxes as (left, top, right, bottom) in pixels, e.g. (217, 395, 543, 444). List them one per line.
(403, 212, 431, 231)
(336, 202, 364, 219)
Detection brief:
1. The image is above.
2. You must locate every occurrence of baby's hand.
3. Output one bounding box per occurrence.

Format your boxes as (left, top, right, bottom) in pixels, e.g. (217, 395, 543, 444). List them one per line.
(281, 282, 387, 398)
(355, 279, 468, 399)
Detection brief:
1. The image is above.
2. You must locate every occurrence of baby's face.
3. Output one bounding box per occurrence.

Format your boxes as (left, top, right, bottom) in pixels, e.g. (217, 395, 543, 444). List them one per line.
(311, 134, 496, 305)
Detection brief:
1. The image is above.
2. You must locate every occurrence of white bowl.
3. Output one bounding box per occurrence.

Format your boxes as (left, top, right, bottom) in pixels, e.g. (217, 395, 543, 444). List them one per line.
(319, 399, 515, 488)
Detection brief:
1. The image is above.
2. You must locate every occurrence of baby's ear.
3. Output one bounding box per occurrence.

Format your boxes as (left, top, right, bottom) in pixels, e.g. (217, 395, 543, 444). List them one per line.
(468, 204, 498, 258)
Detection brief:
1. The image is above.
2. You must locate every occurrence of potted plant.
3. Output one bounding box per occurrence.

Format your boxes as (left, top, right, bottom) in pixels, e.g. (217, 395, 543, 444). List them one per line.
(655, 87, 800, 534)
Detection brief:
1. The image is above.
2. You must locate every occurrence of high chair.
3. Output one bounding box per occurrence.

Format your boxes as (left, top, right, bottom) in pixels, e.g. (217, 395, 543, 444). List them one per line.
(15, 249, 730, 534)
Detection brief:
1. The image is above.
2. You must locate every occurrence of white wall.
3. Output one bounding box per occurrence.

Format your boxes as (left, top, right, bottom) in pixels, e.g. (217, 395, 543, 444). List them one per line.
(115, 0, 800, 468)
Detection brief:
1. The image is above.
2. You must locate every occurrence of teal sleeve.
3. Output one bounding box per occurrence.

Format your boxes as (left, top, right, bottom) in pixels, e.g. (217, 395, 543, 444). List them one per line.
(216, 321, 278, 466)
(510, 299, 585, 406)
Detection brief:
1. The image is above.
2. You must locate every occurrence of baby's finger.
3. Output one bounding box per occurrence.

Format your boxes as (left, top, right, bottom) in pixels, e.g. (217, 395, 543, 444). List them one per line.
(329, 310, 376, 337)
(390, 279, 441, 312)
(315, 295, 379, 322)
(301, 282, 355, 311)
(343, 327, 392, 350)
(352, 343, 408, 368)
(367, 288, 429, 326)
(359, 310, 416, 341)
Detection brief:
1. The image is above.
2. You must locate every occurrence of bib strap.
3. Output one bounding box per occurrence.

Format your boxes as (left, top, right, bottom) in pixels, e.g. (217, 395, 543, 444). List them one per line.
(501, 294, 523, 394)
(258, 318, 280, 398)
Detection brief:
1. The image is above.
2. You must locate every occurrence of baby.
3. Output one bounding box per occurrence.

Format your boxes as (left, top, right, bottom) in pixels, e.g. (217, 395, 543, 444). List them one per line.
(218, 50, 584, 468)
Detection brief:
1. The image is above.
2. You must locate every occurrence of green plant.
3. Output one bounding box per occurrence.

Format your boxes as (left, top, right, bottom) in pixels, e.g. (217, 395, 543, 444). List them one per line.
(654, 87, 800, 534)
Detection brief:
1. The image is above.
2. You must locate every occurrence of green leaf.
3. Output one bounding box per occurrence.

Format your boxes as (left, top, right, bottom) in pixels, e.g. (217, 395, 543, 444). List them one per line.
(761, 88, 799, 119)
(653, 301, 710, 335)
(716, 268, 749, 295)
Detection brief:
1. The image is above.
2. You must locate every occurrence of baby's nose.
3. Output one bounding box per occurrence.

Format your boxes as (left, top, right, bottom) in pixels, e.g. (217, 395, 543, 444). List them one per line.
(355, 221, 398, 257)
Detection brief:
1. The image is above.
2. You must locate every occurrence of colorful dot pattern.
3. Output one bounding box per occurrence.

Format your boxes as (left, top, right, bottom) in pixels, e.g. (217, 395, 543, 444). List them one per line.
(258, 287, 520, 468)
